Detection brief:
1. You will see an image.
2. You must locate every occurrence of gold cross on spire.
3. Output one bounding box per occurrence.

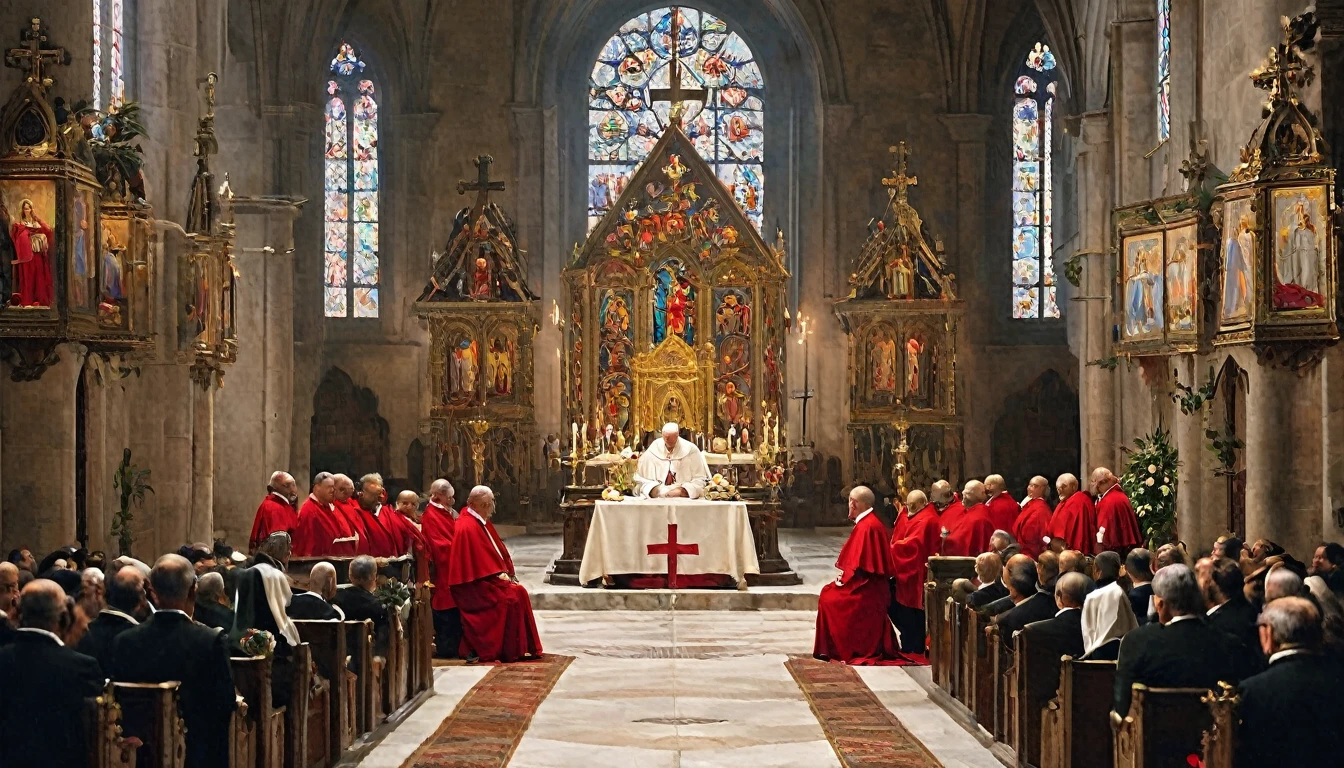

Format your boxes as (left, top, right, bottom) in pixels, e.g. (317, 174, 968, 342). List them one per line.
(649, 7, 708, 125)
(882, 142, 918, 203)
(4, 18, 69, 90)
(457, 154, 506, 207)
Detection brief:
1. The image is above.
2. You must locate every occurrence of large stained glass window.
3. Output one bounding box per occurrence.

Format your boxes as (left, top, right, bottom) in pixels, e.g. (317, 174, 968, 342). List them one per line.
(323, 42, 381, 318)
(1157, 0, 1171, 142)
(588, 6, 765, 232)
(91, 0, 125, 110)
(1011, 42, 1060, 320)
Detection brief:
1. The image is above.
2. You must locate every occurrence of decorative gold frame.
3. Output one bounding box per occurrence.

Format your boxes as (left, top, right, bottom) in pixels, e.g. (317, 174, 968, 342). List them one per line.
(1112, 194, 1209, 356)
(629, 335, 714, 437)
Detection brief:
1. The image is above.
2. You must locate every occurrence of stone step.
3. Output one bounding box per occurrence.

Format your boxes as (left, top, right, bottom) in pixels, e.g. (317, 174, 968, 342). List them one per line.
(529, 585, 820, 611)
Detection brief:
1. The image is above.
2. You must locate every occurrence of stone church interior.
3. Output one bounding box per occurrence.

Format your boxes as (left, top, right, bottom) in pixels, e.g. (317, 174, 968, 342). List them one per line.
(0, 1, 1342, 766)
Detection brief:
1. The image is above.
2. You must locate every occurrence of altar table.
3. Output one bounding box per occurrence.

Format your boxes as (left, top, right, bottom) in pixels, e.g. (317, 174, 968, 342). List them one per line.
(578, 499, 761, 586)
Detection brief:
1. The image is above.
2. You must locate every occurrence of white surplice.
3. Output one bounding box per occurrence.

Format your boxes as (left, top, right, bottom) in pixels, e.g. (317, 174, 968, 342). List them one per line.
(634, 436, 711, 499)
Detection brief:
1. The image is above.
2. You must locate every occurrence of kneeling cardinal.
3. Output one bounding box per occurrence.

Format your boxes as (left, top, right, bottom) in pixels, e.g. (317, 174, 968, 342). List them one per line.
(446, 485, 543, 662)
(813, 486, 902, 664)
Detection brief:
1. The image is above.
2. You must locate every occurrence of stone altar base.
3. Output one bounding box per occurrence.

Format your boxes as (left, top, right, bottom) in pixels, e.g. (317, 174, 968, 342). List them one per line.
(511, 528, 845, 611)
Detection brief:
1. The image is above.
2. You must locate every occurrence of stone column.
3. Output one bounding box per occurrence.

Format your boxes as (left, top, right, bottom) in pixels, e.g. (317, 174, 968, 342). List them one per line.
(1073, 111, 1117, 472)
(513, 104, 562, 443)
(1245, 362, 1322, 555)
(189, 379, 215, 543)
(1322, 347, 1344, 542)
(937, 114, 993, 476)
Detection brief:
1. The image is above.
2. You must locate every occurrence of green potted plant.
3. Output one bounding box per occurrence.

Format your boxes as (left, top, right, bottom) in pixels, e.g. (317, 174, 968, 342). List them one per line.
(111, 448, 153, 557)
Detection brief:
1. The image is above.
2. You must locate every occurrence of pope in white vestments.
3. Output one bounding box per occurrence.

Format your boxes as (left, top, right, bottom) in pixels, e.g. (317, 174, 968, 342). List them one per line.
(635, 423, 711, 499)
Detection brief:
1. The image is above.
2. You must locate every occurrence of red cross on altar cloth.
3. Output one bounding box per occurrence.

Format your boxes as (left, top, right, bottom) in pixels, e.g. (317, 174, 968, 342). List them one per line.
(647, 523, 699, 588)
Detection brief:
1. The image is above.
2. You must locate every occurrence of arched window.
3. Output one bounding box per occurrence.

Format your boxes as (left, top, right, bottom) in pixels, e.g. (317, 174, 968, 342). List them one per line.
(323, 42, 381, 318)
(1011, 42, 1059, 320)
(587, 6, 765, 232)
(91, 0, 125, 109)
(1157, 0, 1171, 142)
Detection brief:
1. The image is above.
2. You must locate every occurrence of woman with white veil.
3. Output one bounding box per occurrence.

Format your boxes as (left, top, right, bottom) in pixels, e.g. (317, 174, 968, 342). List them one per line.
(1080, 577, 1139, 660)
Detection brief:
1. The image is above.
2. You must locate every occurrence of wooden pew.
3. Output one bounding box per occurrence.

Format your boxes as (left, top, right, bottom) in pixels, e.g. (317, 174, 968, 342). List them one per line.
(346, 618, 382, 733)
(230, 694, 255, 768)
(408, 585, 434, 696)
(281, 643, 331, 768)
(86, 682, 138, 768)
(1014, 623, 1077, 768)
(383, 606, 410, 713)
(926, 557, 977, 691)
(1112, 685, 1214, 768)
(949, 599, 967, 705)
(964, 606, 996, 728)
(231, 656, 286, 768)
(992, 625, 1017, 748)
(112, 681, 187, 768)
(1041, 658, 1117, 768)
(1200, 682, 1239, 768)
(294, 619, 356, 758)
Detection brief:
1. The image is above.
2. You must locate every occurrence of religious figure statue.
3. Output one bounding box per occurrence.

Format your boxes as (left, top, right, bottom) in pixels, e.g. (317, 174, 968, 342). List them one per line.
(102, 230, 125, 301)
(1222, 214, 1253, 320)
(471, 255, 492, 299)
(72, 195, 91, 307)
(667, 275, 692, 338)
(488, 337, 512, 395)
(872, 337, 897, 393)
(5, 199, 55, 307)
(715, 292, 750, 335)
(449, 339, 479, 400)
(905, 337, 924, 395)
(718, 380, 745, 425)
(884, 244, 914, 299)
(1280, 202, 1319, 290)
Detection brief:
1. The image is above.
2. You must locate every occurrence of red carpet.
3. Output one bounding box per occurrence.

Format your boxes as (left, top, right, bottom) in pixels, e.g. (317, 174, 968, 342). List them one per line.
(402, 654, 572, 767)
(786, 655, 943, 767)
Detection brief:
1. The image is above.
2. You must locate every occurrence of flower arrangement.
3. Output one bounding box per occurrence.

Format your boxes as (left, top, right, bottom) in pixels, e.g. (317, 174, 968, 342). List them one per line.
(374, 578, 412, 610)
(239, 628, 276, 658)
(704, 473, 740, 501)
(1119, 427, 1181, 547)
(603, 448, 639, 499)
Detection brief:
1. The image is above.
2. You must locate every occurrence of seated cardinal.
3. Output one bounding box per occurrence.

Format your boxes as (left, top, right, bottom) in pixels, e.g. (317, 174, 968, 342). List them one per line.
(813, 486, 902, 664)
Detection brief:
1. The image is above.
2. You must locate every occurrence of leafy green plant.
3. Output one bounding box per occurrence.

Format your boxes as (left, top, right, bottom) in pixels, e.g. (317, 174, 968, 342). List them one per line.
(1205, 426, 1244, 477)
(73, 101, 149, 200)
(111, 448, 153, 556)
(1087, 356, 1121, 370)
(1063, 254, 1085, 287)
(1119, 428, 1180, 548)
(1171, 366, 1217, 415)
(374, 578, 412, 610)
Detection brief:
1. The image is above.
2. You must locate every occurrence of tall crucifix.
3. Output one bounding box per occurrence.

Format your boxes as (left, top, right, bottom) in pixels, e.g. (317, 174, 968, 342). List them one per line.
(882, 142, 918, 204)
(648, 7, 708, 125)
(4, 18, 70, 89)
(456, 154, 506, 206)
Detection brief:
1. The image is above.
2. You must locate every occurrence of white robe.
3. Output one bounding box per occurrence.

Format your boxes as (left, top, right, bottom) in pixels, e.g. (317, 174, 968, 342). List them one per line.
(634, 437, 711, 499)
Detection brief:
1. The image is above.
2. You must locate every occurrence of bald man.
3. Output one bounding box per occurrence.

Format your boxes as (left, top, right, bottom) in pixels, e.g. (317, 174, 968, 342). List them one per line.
(422, 479, 461, 657)
(287, 562, 344, 621)
(944, 480, 995, 557)
(634, 423, 711, 499)
(984, 474, 1019, 533)
(1091, 467, 1142, 555)
(814, 486, 902, 663)
(1014, 476, 1053, 559)
(929, 480, 965, 550)
(249, 470, 299, 551)
(389, 490, 428, 558)
(331, 473, 370, 546)
(889, 489, 942, 653)
(0, 562, 18, 626)
(1048, 473, 1097, 555)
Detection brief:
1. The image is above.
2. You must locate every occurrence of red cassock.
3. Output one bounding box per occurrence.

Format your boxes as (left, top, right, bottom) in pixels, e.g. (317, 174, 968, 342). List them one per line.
(292, 497, 360, 557)
(1048, 493, 1098, 555)
(420, 503, 457, 611)
(249, 493, 298, 551)
(1095, 487, 1143, 551)
(354, 505, 401, 557)
(943, 503, 995, 557)
(890, 503, 942, 610)
(987, 491, 1019, 534)
(937, 500, 966, 554)
(382, 508, 424, 559)
(1013, 498, 1052, 559)
(446, 510, 542, 662)
(814, 511, 901, 664)
(335, 499, 369, 547)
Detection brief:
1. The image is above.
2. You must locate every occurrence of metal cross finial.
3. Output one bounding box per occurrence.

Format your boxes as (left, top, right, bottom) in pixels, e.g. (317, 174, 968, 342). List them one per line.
(882, 142, 918, 202)
(456, 154, 506, 206)
(4, 18, 70, 90)
(649, 7, 708, 125)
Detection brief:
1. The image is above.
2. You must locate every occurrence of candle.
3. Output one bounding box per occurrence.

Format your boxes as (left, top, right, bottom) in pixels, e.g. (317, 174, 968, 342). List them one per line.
(742, 427, 749, 450)
(773, 421, 780, 447)
(571, 422, 579, 452)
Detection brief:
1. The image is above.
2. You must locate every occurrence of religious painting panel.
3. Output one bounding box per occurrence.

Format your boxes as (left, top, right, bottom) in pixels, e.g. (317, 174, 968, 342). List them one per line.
(713, 287, 752, 433)
(903, 330, 935, 410)
(863, 324, 899, 406)
(587, 164, 635, 231)
(484, 324, 518, 400)
(598, 288, 635, 432)
(1163, 223, 1198, 333)
(99, 215, 130, 330)
(850, 425, 898, 494)
(716, 164, 763, 231)
(177, 251, 210, 351)
(1121, 231, 1164, 341)
(1269, 185, 1329, 313)
(69, 187, 98, 314)
(1219, 196, 1256, 329)
(652, 257, 696, 345)
(443, 324, 481, 407)
(0, 178, 57, 309)
(907, 424, 957, 492)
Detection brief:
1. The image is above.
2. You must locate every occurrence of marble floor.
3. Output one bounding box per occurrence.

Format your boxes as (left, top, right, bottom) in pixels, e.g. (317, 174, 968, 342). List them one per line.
(355, 609, 1002, 768)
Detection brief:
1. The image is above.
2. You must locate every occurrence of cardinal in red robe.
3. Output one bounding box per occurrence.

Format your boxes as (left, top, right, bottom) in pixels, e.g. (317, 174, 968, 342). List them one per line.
(1091, 468, 1143, 554)
(889, 490, 943, 654)
(813, 486, 902, 664)
(1013, 476, 1053, 559)
(389, 490, 428, 560)
(292, 474, 360, 557)
(944, 480, 995, 557)
(984, 475, 1020, 533)
(331, 474, 369, 545)
(932, 481, 965, 554)
(1048, 474, 1097, 555)
(248, 472, 299, 552)
(421, 481, 460, 657)
(447, 486, 542, 662)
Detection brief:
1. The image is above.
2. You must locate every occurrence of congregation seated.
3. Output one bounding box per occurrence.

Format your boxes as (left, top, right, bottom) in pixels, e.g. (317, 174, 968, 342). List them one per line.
(813, 486, 902, 664)
(0, 561, 20, 645)
(988, 529, 1020, 562)
(77, 564, 148, 670)
(1124, 548, 1155, 625)
(994, 554, 1057, 637)
(1308, 541, 1344, 597)
(289, 561, 346, 621)
(194, 571, 236, 631)
(960, 552, 1006, 610)
(1080, 559, 1137, 661)
(1237, 596, 1344, 766)
(231, 532, 302, 664)
(1197, 555, 1263, 680)
(1026, 572, 1092, 658)
(333, 556, 387, 631)
(1113, 563, 1237, 715)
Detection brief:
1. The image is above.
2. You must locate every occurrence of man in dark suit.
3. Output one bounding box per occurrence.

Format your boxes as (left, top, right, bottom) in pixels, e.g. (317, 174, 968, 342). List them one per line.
(1113, 563, 1238, 715)
(77, 565, 148, 670)
(1199, 555, 1264, 680)
(1026, 571, 1091, 658)
(0, 562, 18, 646)
(967, 552, 1009, 610)
(1125, 549, 1154, 625)
(288, 561, 345, 620)
(995, 555, 1058, 637)
(113, 555, 235, 768)
(333, 555, 388, 630)
(193, 571, 235, 630)
(0, 578, 106, 767)
(1238, 597, 1344, 766)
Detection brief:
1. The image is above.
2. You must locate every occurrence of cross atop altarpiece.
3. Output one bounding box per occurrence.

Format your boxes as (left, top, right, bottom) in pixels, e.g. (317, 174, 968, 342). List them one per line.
(456, 154, 506, 207)
(649, 8, 708, 124)
(4, 18, 69, 89)
(882, 142, 918, 203)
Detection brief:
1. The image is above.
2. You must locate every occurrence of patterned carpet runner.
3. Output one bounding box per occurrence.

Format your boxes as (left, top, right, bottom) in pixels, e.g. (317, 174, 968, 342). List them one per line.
(402, 654, 573, 768)
(785, 655, 943, 768)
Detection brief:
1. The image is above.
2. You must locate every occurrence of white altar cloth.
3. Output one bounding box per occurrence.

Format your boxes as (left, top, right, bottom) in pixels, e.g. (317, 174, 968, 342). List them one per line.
(578, 498, 760, 585)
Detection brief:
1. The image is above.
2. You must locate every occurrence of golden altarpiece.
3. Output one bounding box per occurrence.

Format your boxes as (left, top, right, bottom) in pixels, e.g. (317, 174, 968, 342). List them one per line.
(414, 156, 540, 518)
(0, 19, 155, 379)
(547, 113, 798, 586)
(833, 144, 964, 499)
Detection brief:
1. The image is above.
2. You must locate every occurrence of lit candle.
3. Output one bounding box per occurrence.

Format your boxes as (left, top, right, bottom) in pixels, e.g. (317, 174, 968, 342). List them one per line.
(572, 421, 579, 450)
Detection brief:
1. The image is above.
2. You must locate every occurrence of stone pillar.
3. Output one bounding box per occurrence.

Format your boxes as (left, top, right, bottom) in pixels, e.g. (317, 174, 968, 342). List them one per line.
(1322, 347, 1344, 543)
(1245, 363, 1322, 555)
(513, 104, 562, 443)
(189, 379, 215, 543)
(1073, 112, 1117, 472)
(937, 114, 993, 476)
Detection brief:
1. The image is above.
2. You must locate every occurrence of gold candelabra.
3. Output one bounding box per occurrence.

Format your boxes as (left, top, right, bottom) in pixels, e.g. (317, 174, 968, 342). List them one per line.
(464, 417, 491, 484)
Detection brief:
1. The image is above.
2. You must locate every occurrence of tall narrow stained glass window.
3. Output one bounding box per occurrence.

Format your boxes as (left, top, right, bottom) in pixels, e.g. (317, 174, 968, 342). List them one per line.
(1011, 42, 1060, 320)
(91, 0, 124, 109)
(1157, 0, 1171, 142)
(587, 6, 765, 232)
(323, 42, 381, 318)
